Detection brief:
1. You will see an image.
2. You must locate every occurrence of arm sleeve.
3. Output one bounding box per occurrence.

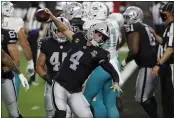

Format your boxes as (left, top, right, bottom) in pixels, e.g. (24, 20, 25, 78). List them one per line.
(100, 61, 119, 83)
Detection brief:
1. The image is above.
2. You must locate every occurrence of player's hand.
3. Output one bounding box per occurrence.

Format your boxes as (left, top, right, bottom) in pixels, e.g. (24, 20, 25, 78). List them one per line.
(152, 65, 160, 78)
(26, 60, 35, 77)
(19, 74, 29, 91)
(44, 8, 54, 20)
(110, 82, 123, 93)
(121, 59, 127, 70)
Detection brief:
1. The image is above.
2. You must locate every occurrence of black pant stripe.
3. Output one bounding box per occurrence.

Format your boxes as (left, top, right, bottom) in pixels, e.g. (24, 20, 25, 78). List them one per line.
(141, 68, 147, 103)
(12, 79, 20, 115)
(52, 81, 59, 111)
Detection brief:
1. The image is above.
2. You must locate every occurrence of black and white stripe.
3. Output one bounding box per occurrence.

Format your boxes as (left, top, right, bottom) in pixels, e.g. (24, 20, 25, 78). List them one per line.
(157, 22, 174, 64)
(25, 7, 42, 30)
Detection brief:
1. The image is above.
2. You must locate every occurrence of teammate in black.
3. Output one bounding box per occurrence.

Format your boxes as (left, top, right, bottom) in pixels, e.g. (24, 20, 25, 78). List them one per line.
(37, 17, 72, 118)
(1, 28, 29, 118)
(44, 8, 120, 118)
(64, 2, 84, 33)
(122, 6, 159, 118)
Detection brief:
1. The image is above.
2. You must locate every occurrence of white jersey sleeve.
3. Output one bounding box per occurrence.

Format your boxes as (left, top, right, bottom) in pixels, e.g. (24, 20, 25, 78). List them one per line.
(2, 17, 24, 33)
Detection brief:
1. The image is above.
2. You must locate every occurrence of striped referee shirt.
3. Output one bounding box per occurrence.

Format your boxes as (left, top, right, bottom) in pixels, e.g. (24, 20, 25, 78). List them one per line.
(157, 21, 174, 64)
(24, 6, 42, 31)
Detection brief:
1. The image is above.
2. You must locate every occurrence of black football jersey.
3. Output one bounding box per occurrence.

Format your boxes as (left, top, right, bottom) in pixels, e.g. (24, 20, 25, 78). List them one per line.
(1, 28, 18, 78)
(55, 32, 110, 93)
(124, 22, 158, 67)
(69, 18, 84, 33)
(40, 38, 71, 77)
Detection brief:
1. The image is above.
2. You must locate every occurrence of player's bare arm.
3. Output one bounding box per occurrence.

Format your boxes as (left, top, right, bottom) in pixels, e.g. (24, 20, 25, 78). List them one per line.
(128, 32, 140, 54)
(18, 28, 33, 61)
(36, 52, 52, 84)
(2, 49, 20, 74)
(44, 8, 74, 41)
(36, 52, 47, 77)
(152, 29, 163, 44)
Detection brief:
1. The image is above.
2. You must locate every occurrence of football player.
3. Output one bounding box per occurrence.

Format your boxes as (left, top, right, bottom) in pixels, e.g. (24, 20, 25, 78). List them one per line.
(83, 2, 122, 118)
(1, 2, 34, 99)
(37, 17, 72, 118)
(122, 6, 159, 118)
(2, 28, 29, 118)
(44, 8, 120, 118)
(64, 2, 85, 33)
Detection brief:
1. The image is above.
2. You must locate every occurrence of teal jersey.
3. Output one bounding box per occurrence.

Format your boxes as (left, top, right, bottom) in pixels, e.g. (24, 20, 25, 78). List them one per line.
(103, 19, 120, 50)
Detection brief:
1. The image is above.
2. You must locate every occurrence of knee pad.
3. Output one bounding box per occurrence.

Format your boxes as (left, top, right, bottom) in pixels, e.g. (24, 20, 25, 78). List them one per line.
(54, 110, 66, 118)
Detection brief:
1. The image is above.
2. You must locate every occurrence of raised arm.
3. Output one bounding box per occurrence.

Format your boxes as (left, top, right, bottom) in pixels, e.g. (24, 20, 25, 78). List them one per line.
(44, 8, 74, 41)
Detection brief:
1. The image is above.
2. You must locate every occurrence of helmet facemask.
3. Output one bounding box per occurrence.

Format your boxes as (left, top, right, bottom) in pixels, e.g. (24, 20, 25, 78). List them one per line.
(86, 22, 110, 47)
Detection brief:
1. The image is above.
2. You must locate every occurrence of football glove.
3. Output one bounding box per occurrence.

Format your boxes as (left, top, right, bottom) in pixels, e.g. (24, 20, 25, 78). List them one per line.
(19, 73, 29, 91)
(26, 60, 35, 77)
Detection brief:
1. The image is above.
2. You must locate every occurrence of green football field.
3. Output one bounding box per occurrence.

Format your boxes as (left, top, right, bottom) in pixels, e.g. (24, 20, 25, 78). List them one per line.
(2, 51, 128, 118)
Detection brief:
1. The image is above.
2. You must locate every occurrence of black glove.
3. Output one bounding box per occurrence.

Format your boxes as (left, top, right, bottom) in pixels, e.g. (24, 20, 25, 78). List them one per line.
(42, 74, 53, 85)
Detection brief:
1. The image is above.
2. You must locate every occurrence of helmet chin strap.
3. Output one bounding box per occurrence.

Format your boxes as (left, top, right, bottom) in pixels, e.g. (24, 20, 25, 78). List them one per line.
(90, 39, 99, 47)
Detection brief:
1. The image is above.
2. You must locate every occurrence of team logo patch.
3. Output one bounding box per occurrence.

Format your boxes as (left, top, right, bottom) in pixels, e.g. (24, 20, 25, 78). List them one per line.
(91, 50, 98, 58)
(75, 38, 80, 43)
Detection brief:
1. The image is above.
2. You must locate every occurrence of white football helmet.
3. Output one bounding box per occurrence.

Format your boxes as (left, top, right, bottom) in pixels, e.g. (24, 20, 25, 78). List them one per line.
(123, 6, 144, 24)
(86, 22, 110, 47)
(89, 2, 109, 20)
(55, 2, 71, 11)
(81, 2, 92, 21)
(49, 17, 71, 43)
(64, 2, 83, 20)
(1, 2, 14, 17)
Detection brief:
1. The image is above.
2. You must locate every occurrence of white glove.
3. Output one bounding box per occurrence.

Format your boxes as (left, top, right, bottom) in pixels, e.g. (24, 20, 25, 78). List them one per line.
(26, 60, 35, 77)
(121, 59, 127, 70)
(19, 74, 29, 91)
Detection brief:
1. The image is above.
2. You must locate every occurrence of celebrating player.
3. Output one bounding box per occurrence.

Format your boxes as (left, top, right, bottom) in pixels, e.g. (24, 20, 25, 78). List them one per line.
(44, 8, 120, 118)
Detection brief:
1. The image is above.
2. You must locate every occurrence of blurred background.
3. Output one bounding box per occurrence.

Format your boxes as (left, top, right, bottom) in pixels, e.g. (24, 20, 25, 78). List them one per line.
(2, 1, 174, 118)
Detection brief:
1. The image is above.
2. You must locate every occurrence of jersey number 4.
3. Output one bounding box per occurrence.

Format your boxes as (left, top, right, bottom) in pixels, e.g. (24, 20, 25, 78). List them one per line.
(50, 52, 67, 71)
(69, 50, 84, 71)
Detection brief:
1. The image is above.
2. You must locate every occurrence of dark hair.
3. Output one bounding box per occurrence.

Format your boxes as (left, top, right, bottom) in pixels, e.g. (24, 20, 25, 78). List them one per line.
(161, 3, 174, 13)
